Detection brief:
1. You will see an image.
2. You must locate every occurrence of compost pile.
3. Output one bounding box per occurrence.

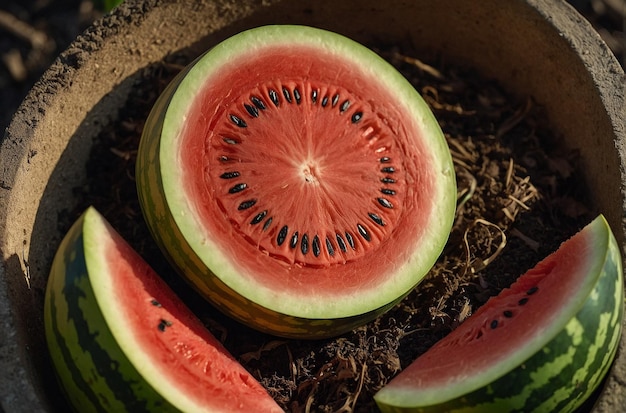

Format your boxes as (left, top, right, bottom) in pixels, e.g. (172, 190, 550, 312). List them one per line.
(62, 44, 594, 412)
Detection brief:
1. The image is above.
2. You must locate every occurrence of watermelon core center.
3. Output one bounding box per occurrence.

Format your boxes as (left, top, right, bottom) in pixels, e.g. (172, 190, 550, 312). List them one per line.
(209, 82, 406, 266)
(180, 44, 437, 295)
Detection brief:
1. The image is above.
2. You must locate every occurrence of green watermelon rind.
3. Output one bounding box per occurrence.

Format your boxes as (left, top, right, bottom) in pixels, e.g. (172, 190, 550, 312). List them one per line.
(136, 25, 456, 337)
(44, 208, 182, 412)
(374, 215, 624, 412)
(43, 207, 282, 412)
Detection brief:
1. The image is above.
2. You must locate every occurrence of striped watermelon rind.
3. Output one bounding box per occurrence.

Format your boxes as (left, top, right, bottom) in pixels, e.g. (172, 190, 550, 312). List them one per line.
(44, 215, 173, 412)
(374, 214, 624, 412)
(135, 25, 456, 339)
(43, 207, 282, 412)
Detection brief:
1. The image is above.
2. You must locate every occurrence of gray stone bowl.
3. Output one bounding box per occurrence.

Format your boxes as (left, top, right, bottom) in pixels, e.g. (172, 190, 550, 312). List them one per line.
(1, 0, 624, 411)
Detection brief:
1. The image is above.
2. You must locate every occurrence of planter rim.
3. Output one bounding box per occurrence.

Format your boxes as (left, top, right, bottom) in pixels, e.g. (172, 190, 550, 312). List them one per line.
(1, 0, 624, 411)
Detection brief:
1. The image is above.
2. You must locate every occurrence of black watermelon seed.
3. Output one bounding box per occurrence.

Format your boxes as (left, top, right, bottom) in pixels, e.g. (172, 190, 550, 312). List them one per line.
(377, 198, 393, 209)
(526, 286, 539, 295)
(351, 112, 363, 123)
(290, 231, 299, 249)
(151, 299, 161, 307)
(311, 89, 318, 103)
(326, 237, 335, 256)
(340, 100, 350, 112)
(381, 166, 396, 173)
(381, 177, 396, 184)
(357, 224, 371, 242)
(312, 235, 321, 257)
(490, 320, 498, 329)
(345, 231, 355, 249)
(282, 87, 292, 103)
(262, 217, 273, 231)
(158, 319, 172, 332)
(336, 233, 347, 252)
(269, 89, 280, 106)
(219, 155, 230, 162)
(321, 96, 329, 107)
(368, 212, 385, 226)
(228, 183, 247, 194)
(503, 310, 513, 318)
(381, 188, 396, 195)
(518, 297, 529, 306)
(250, 210, 267, 225)
(244, 103, 259, 118)
(293, 88, 302, 104)
(229, 114, 247, 128)
(251, 96, 266, 110)
(220, 171, 240, 179)
(223, 137, 238, 145)
(331, 93, 340, 107)
(301, 233, 309, 255)
(380, 157, 391, 163)
(238, 199, 256, 210)
(277, 225, 288, 245)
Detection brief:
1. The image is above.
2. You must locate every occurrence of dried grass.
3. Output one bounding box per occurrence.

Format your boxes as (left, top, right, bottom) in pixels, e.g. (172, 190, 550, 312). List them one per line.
(70, 45, 593, 412)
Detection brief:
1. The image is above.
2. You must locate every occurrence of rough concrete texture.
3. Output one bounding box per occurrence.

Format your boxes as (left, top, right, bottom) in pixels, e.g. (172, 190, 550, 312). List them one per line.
(0, 0, 624, 411)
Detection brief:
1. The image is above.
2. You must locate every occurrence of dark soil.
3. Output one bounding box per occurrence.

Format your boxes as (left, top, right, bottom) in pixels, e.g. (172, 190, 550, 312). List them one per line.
(64, 44, 594, 412)
(1, 1, 624, 412)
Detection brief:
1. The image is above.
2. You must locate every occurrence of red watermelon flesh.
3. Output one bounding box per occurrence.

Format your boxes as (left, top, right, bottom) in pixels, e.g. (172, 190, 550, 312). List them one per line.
(384, 222, 596, 390)
(46, 207, 282, 412)
(374, 214, 623, 411)
(178, 44, 446, 296)
(138, 25, 456, 336)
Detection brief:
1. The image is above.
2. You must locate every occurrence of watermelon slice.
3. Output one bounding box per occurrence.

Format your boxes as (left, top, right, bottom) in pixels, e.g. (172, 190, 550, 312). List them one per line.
(374, 214, 624, 412)
(44, 207, 282, 412)
(135, 25, 456, 339)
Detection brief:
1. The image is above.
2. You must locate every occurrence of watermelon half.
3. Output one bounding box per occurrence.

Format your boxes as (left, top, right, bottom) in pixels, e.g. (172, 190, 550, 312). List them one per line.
(374, 214, 624, 412)
(44, 207, 282, 412)
(135, 25, 456, 339)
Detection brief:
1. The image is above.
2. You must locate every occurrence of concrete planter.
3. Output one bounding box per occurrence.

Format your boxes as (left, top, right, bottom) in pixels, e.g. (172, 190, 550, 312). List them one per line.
(1, 0, 624, 411)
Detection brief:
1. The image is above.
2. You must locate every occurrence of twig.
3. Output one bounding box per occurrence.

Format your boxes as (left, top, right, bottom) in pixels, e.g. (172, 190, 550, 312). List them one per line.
(463, 219, 508, 275)
(2, 49, 27, 82)
(393, 52, 445, 79)
(0, 9, 49, 49)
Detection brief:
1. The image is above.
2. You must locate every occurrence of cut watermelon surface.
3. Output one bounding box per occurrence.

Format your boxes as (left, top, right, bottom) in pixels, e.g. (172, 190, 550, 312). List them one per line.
(136, 25, 456, 338)
(374, 214, 624, 412)
(44, 207, 282, 412)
